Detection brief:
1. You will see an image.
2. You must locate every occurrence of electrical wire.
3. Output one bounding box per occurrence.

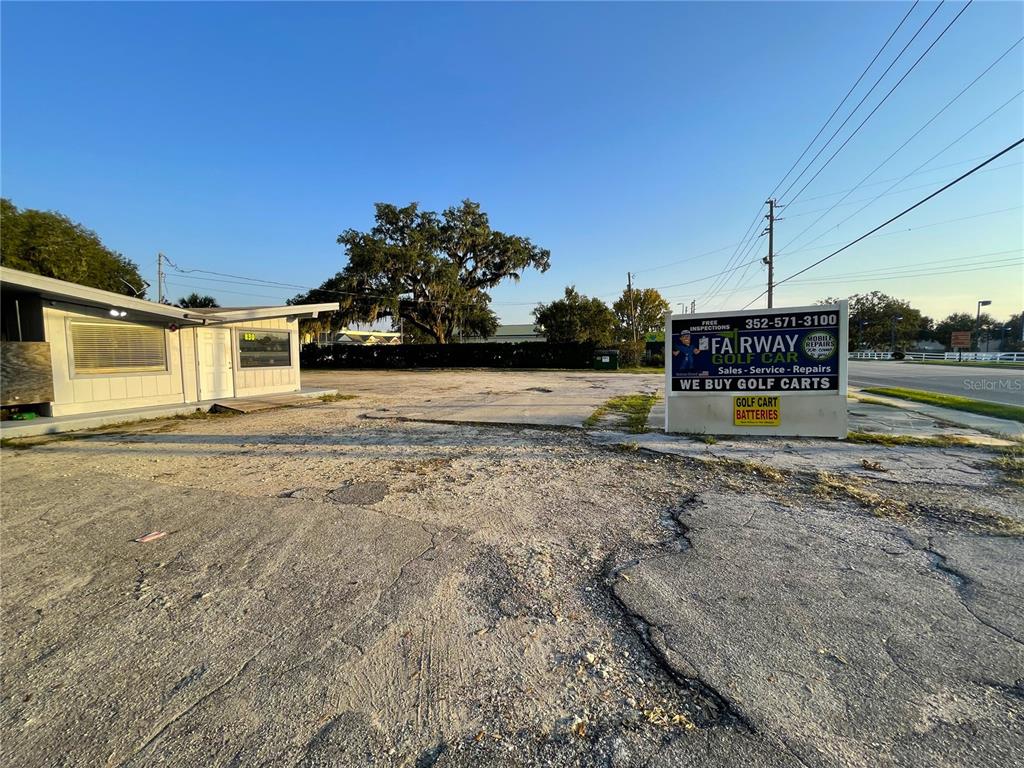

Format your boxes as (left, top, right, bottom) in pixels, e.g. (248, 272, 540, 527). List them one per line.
(688, 257, 1020, 304)
(776, 1, 947, 204)
(767, 1, 922, 200)
(740, 137, 1024, 308)
(778, 36, 1019, 249)
(792, 90, 1024, 254)
(780, 161, 1020, 220)
(696, 5, 936, 309)
(625, 154, 1016, 276)
(782, 0, 975, 208)
(786, 152, 992, 204)
(694, 202, 767, 307)
(778, 35, 1022, 250)
(699, 5, 947, 308)
(778, 204, 1023, 257)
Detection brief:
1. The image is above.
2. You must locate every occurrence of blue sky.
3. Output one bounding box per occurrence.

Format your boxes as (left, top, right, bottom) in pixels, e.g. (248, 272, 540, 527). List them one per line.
(2, 1, 1021, 324)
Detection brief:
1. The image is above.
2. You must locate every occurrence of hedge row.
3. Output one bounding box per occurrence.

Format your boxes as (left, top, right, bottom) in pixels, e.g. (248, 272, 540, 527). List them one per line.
(301, 341, 603, 369)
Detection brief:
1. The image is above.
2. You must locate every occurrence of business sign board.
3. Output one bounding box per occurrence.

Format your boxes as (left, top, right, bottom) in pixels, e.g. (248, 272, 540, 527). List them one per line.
(664, 302, 848, 438)
(950, 331, 971, 350)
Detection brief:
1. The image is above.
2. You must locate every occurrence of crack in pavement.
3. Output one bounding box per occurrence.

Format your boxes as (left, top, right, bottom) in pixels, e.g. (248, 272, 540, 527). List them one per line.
(607, 584, 754, 731)
(605, 494, 753, 731)
(113, 635, 281, 768)
(896, 530, 1024, 649)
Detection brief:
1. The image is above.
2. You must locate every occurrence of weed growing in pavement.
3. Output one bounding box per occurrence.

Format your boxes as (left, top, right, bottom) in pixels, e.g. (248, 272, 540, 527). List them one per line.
(813, 470, 1024, 535)
(584, 393, 660, 434)
(846, 431, 977, 448)
(991, 445, 1024, 487)
(318, 393, 359, 403)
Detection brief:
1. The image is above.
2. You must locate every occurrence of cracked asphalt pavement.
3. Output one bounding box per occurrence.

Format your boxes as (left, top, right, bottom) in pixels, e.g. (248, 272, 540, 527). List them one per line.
(2, 370, 1022, 767)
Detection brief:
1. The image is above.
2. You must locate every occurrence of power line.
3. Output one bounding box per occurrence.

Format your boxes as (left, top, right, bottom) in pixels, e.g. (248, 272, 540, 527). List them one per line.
(776, 1, 947, 204)
(632, 241, 745, 274)
(166, 264, 553, 307)
(698, 221, 767, 306)
(777, 259, 1021, 286)
(793, 90, 1024, 252)
(785, 152, 992, 204)
(782, 0, 975, 208)
(741, 137, 1024, 308)
(778, 35, 1022, 250)
(767, 0, 921, 200)
(699, 257, 1020, 304)
(700, 3, 939, 309)
(164, 280, 297, 303)
(778, 204, 1023, 257)
(780, 161, 1020, 220)
(777, 248, 1021, 282)
(695, 202, 767, 307)
(625, 154, 1015, 276)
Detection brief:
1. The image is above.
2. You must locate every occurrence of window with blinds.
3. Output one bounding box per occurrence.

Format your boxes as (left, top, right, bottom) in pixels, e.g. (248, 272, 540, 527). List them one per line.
(69, 321, 168, 374)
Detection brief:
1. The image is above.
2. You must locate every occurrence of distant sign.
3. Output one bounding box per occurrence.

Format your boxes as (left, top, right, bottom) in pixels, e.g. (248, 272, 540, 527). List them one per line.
(670, 309, 841, 393)
(951, 331, 971, 349)
(734, 395, 780, 426)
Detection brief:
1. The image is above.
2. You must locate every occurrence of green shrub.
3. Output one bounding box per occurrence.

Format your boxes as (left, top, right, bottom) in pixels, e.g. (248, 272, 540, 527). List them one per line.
(616, 340, 646, 368)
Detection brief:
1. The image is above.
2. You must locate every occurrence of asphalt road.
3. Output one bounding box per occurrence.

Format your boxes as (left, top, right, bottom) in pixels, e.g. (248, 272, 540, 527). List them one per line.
(848, 360, 1024, 405)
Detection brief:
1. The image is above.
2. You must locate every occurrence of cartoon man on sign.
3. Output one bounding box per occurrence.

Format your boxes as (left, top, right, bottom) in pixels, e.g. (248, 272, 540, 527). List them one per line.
(672, 331, 702, 376)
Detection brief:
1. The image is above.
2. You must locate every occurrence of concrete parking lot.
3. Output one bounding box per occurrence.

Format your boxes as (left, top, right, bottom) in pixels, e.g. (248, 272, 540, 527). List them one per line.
(2, 370, 1022, 767)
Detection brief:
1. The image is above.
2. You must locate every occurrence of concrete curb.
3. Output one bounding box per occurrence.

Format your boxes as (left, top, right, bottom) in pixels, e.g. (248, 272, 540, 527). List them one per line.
(848, 387, 1023, 440)
(0, 387, 338, 439)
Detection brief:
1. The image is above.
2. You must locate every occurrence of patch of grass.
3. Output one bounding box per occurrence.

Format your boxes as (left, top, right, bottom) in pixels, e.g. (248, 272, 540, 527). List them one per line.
(814, 469, 1024, 535)
(711, 457, 787, 483)
(172, 409, 237, 420)
(584, 393, 660, 433)
(318, 393, 359, 403)
(992, 445, 1024, 487)
(862, 387, 1024, 424)
(903, 360, 1024, 370)
(0, 408, 238, 449)
(845, 431, 976, 448)
(814, 471, 907, 517)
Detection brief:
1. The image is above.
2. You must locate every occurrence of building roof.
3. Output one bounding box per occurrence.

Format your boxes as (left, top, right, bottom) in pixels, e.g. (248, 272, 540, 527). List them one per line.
(0, 267, 338, 326)
(491, 324, 541, 336)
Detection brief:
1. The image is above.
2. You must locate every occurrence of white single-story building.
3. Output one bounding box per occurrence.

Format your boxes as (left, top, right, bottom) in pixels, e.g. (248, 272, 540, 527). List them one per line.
(0, 266, 338, 421)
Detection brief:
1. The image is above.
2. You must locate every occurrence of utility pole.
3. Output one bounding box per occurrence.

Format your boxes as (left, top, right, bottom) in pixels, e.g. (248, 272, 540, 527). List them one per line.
(157, 252, 165, 304)
(762, 199, 776, 309)
(627, 272, 637, 343)
(690, 299, 695, 314)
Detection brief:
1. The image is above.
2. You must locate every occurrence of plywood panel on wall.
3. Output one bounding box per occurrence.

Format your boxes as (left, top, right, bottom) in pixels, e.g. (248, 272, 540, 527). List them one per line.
(0, 342, 54, 406)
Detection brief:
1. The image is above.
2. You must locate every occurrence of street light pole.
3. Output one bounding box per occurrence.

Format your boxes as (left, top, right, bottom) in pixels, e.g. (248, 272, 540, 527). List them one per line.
(976, 299, 991, 352)
(891, 314, 903, 356)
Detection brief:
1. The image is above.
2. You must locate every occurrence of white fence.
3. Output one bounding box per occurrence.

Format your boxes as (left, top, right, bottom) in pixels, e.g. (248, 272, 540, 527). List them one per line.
(849, 351, 1024, 362)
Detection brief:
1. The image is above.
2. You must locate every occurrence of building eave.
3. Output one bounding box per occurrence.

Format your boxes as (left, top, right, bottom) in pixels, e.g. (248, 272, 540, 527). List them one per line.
(200, 303, 340, 324)
(0, 267, 206, 325)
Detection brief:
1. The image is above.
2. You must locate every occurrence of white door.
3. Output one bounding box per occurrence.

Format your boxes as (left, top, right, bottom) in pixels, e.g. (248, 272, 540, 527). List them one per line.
(198, 328, 234, 400)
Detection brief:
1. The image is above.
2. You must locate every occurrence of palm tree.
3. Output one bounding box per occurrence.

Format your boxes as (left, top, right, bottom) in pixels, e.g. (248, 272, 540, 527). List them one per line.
(177, 292, 219, 308)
